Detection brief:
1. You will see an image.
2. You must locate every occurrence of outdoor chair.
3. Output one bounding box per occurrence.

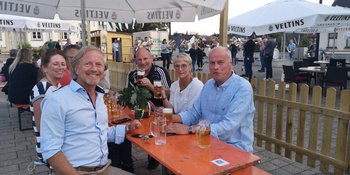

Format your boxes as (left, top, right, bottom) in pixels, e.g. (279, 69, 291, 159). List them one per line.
(303, 57, 318, 66)
(328, 59, 346, 68)
(322, 66, 348, 95)
(283, 65, 310, 90)
(293, 61, 310, 77)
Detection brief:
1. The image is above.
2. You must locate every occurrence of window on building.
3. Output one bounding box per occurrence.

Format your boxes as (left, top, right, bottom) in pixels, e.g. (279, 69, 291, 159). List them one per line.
(327, 33, 337, 47)
(0, 31, 2, 40)
(32, 32, 42, 40)
(63, 32, 68, 40)
(346, 39, 350, 47)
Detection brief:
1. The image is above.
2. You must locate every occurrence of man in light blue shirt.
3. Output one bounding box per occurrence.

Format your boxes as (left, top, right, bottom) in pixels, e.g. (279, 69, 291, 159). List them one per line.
(169, 47, 255, 153)
(40, 46, 140, 174)
(288, 39, 296, 60)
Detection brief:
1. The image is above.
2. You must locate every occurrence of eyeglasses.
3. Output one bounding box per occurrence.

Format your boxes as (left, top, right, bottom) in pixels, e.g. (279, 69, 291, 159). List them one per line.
(174, 64, 190, 70)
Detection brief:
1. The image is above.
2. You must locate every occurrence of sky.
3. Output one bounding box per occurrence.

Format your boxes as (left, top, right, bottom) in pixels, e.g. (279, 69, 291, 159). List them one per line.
(171, 0, 335, 35)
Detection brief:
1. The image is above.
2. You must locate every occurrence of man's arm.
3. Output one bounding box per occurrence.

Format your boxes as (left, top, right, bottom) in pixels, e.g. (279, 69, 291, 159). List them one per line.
(48, 152, 79, 175)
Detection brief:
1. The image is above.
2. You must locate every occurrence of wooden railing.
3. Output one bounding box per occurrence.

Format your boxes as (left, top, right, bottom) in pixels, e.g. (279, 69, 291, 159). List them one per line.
(108, 61, 350, 174)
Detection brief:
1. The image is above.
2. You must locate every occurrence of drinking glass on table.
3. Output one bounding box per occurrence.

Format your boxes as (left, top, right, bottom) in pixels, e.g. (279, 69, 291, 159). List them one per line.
(196, 119, 211, 148)
(150, 117, 167, 145)
(162, 108, 173, 126)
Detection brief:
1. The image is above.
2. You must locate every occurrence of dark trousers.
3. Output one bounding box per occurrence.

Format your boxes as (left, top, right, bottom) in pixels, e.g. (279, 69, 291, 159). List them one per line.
(197, 55, 203, 68)
(162, 53, 170, 69)
(231, 51, 237, 65)
(260, 50, 265, 70)
(264, 55, 273, 79)
(244, 56, 253, 82)
(108, 140, 133, 168)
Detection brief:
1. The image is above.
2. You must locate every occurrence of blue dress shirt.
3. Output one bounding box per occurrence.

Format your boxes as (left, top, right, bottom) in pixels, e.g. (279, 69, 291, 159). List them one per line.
(40, 80, 126, 167)
(179, 72, 255, 153)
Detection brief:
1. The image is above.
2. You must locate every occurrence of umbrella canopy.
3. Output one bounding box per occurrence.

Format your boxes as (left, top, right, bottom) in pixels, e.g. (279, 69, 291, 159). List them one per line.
(2, 0, 225, 23)
(0, 14, 75, 33)
(227, 0, 350, 36)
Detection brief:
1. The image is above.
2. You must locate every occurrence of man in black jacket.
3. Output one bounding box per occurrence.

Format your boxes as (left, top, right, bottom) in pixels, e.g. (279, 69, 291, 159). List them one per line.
(242, 36, 255, 82)
(264, 34, 276, 81)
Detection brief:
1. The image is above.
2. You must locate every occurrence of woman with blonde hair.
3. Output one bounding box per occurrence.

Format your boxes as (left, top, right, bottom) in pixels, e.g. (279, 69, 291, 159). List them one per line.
(161, 53, 203, 114)
(8, 48, 38, 104)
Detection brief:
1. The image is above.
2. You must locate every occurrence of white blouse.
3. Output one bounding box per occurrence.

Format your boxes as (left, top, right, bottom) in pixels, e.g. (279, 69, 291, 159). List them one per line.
(169, 78, 204, 114)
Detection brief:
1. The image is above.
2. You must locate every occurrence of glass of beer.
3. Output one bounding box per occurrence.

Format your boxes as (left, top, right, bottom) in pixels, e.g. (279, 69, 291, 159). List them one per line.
(162, 108, 173, 126)
(111, 95, 120, 121)
(153, 80, 162, 99)
(196, 119, 211, 148)
(137, 69, 145, 86)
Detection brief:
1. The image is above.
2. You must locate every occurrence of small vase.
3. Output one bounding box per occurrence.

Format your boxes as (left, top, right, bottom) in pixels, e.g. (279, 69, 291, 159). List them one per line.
(134, 107, 144, 120)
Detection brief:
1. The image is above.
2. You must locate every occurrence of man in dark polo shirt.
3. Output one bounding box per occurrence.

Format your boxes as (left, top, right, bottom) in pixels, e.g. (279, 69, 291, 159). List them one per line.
(242, 36, 256, 82)
(126, 47, 171, 106)
(109, 48, 171, 171)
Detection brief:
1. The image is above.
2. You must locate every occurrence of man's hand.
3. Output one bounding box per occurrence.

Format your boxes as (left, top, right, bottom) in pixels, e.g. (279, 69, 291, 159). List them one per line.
(140, 78, 154, 91)
(167, 123, 190, 135)
(129, 120, 142, 132)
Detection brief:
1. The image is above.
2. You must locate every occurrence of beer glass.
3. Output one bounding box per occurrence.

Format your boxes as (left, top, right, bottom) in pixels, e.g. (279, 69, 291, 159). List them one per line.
(111, 96, 120, 121)
(150, 117, 167, 145)
(162, 108, 173, 126)
(196, 119, 211, 148)
(137, 69, 145, 86)
(153, 80, 162, 99)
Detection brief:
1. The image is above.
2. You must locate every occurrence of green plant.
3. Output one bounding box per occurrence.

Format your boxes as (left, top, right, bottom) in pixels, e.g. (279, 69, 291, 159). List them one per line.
(117, 83, 151, 110)
(17, 42, 33, 50)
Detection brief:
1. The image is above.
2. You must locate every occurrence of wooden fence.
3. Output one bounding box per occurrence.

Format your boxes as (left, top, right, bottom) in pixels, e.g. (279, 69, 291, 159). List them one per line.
(108, 62, 350, 174)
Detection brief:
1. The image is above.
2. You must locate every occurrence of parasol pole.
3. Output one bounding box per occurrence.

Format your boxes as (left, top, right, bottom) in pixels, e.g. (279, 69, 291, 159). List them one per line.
(81, 0, 87, 46)
(332, 27, 336, 59)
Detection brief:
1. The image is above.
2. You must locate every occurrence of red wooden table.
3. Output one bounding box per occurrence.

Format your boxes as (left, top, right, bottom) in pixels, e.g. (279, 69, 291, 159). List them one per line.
(110, 108, 263, 175)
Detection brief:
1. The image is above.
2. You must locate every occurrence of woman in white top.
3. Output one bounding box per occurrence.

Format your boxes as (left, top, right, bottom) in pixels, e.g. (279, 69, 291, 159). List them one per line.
(161, 53, 203, 114)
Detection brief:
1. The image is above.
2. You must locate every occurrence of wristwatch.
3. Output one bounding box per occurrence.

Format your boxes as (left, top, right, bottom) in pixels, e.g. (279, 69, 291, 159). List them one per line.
(188, 126, 193, 134)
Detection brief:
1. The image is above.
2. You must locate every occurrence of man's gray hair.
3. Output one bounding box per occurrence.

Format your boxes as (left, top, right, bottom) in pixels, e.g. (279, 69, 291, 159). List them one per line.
(209, 46, 232, 62)
(70, 45, 105, 79)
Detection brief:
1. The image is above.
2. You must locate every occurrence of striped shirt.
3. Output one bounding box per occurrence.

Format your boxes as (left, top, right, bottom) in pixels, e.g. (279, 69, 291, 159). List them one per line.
(29, 81, 60, 164)
(126, 64, 171, 106)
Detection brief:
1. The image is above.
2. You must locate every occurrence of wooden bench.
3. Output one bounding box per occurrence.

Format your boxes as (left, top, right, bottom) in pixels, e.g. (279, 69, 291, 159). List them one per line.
(15, 104, 32, 131)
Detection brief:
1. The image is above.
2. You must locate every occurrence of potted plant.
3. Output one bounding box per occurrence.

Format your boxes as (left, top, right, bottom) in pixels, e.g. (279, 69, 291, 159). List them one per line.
(117, 83, 151, 120)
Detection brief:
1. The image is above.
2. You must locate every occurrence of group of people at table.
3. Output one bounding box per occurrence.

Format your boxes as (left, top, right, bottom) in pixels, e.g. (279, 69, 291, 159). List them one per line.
(1, 44, 255, 174)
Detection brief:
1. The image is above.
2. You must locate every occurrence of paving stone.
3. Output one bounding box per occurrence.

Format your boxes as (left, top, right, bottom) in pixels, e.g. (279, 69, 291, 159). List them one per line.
(255, 161, 279, 171)
(270, 168, 294, 175)
(0, 156, 31, 167)
(0, 144, 27, 154)
(0, 152, 17, 161)
(0, 164, 19, 173)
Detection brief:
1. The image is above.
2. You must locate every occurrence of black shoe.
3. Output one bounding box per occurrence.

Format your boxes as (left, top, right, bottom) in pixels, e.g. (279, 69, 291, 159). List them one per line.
(147, 157, 160, 170)
(258, 69, 265, 72)
(121, 165, 134, 173)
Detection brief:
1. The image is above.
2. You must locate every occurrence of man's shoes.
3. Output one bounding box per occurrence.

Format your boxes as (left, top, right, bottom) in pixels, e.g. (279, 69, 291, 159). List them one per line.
(263, 77, 271, 81)
(258, 69, 265, 72)
(147, 157, 160, 170)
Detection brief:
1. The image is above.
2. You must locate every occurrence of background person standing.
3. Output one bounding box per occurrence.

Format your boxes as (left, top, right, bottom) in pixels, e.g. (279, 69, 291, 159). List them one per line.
(264, 34, 276, 81)
(242, 36, 255, 82)
(287, 39, 296, 60)
(112, 39, 120, 62)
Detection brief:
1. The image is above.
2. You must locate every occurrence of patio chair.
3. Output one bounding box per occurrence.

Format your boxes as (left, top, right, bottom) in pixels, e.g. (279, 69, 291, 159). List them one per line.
(328, 59, 346, 68)
(322, 66, 348, 95)
(303, 57, 318, 66)
(283, 65, 310, 90)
